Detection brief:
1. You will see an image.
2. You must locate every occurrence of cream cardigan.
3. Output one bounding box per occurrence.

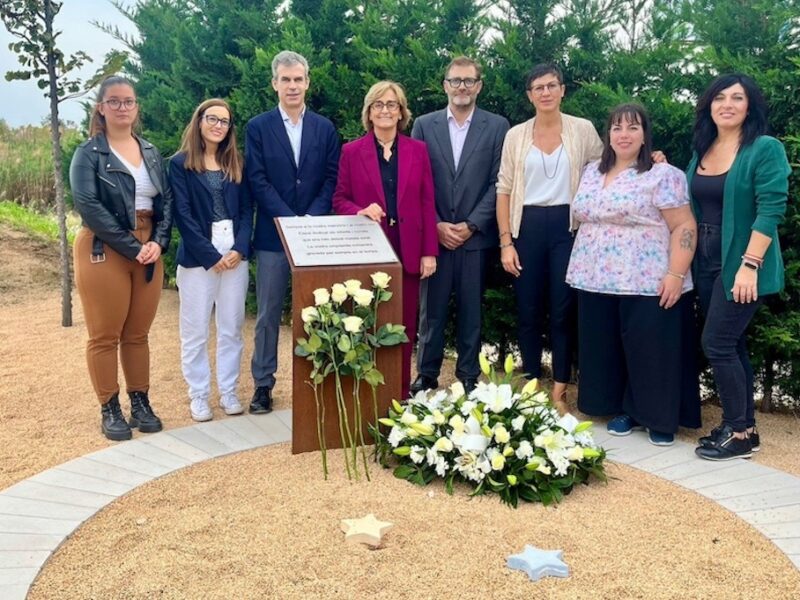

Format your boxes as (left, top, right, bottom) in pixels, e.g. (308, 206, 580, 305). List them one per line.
(496, 113, 603, 236)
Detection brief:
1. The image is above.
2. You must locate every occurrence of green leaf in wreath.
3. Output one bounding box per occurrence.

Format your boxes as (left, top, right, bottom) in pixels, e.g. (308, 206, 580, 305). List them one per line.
(337, 335, 351, 353)
(308, 334, 322, 352)
(394, 465, 416, 479)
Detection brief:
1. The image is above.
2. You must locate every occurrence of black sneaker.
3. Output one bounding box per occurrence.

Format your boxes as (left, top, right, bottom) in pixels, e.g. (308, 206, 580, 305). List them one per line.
(101, 394, 132, 441)
(249, 386, 273, 414)
(699, 424, 760, 452)
(410, 375, 438, 395)
(460, 378, 478, 395)
(695, 425, 752, 461)
(129, 391, 163, 433)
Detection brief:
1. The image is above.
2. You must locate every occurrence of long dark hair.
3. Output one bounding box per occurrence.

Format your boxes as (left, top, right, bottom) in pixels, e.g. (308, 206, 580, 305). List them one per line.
(598, 103, 654, 174)
(692, 73, 769, 164)
(89, 75, 139, 137)
(177, 98, 242, 183)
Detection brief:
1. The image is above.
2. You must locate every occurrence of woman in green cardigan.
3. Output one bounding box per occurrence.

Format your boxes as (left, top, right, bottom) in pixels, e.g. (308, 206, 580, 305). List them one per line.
(688, 74, 791, 461)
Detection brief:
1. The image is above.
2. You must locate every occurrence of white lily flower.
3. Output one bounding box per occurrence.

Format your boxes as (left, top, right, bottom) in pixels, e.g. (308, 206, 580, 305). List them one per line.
(399, 411, 418, 425)
(434, 437, 453, 452)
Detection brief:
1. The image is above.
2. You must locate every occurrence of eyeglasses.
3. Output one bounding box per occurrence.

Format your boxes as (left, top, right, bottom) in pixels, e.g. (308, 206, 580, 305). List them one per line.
(203, 114, 232, 129)
(371, 101, 400, 112)
(102, 98, 137, 110)
(529, 82, 562, 96)
(445, 77, 480, 89)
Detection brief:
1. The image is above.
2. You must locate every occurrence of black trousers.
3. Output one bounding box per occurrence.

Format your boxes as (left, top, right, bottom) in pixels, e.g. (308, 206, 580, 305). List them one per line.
(417, 246, 486, 381)
(576, 290, 701, 433)
(513, 205, 575, 381)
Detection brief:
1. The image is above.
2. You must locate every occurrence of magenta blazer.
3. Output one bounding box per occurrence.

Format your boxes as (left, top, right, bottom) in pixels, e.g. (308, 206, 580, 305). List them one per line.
(333, 133, 438, 274)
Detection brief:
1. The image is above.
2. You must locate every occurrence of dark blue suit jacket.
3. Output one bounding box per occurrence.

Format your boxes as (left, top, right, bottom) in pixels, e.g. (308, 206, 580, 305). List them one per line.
(169, 152, 253, 269)
(245, 108, 340, 252)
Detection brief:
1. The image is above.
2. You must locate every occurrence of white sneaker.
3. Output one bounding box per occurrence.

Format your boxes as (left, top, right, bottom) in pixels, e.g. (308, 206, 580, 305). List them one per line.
(220, 394, 244, 416)
(190, 398, 213, 422)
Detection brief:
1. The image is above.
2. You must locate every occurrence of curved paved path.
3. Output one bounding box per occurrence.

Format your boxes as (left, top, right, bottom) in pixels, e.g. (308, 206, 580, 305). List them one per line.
(1, 411, 798, 599)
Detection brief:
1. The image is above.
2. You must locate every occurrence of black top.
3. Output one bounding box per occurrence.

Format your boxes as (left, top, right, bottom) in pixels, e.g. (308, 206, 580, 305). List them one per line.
(375, 136, 398, 224)
(691, 171, 726, 227)
(206, 170, 230, 222)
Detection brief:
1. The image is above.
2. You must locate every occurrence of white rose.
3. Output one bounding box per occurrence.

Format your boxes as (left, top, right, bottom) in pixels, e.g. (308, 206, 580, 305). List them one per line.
(400, 411, 418, 425)
(341, 315, 363, 333)
(343, 279, 362, 295)
(494, 425, 511, 444)
(300, 306, 318, 323)
(511, 415, 526, 432)
(312, 288, 330, 306)
(567, 446, 584, 461)
(449, 380, 466, 399)
(491, 453, 506, 471)
(434, 437, 454, 452)
(330, 283, 348, 303)
(370, 271, 391, 289)
(353, 288, 374, 307)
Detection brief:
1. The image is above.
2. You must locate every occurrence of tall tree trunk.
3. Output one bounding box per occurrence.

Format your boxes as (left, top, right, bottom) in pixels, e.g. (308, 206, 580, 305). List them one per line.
(45, 0, 72, 327)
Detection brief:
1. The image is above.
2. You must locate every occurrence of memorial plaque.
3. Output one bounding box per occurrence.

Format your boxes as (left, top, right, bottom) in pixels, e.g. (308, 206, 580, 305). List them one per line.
(276, 215, 398, 267)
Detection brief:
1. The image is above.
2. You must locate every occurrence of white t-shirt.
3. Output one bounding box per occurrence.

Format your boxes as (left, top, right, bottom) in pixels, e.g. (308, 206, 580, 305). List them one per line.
(523, 144, 572, 206)
(110, 146, 157, 211)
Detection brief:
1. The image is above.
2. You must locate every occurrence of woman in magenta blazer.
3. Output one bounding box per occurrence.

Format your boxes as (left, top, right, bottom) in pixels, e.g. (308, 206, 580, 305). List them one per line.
(333, 80, 438, 399)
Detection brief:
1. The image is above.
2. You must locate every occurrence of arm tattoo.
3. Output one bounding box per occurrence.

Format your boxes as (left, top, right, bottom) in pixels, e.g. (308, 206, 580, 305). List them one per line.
(680, 228, 695, 251)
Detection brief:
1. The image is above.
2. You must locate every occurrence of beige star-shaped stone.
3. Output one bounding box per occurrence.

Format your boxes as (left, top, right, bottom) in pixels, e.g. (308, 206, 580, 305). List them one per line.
(340, 513, 393, 547)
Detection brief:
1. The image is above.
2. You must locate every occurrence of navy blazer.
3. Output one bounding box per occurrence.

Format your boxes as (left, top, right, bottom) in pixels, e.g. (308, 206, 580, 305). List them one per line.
(245, 108, 340, 252)
(169, 152, 253, 270)
(411, 107, 509, 251)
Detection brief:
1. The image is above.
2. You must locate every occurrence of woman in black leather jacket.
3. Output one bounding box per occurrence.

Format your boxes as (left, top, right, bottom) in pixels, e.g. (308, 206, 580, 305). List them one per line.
(70, 75, 173, 441)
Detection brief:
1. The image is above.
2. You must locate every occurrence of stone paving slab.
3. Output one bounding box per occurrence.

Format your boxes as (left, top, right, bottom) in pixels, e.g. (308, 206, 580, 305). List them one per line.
(0, 514, 82, 536)
(1, 409, 798, 600)
(169, 426, 235, 457)
(56, 456, 153, 487)
(1, 480, 116, 510)
(139, 432, 215, 464)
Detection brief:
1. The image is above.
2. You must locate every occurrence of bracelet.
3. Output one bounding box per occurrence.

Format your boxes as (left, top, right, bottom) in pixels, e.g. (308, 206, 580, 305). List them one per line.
(499, 231, 512, 238)
(499, 241, 514, 249)
(741, 259, 759, 271)
(666, 270, 685, 280)
(742, 253, 763, 268)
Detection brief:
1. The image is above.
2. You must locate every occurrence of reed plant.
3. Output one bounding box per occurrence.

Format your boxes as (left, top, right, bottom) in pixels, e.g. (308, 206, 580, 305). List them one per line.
(0, 120, 80, 211)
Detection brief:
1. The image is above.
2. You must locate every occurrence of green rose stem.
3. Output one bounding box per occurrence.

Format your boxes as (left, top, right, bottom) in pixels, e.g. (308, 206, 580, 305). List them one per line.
(314, 380, 328, 478)
(322, 308, 355, 480)
(352, 372, 371, 480)
(369, 284, 383, 460)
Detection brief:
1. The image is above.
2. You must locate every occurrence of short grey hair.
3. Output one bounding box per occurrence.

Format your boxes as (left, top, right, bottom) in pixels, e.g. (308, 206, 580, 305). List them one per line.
(271, 51, 309, 80)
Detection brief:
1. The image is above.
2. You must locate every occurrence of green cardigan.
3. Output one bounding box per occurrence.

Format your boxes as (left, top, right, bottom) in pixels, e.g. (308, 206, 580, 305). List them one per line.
(686, 135, 790, 300)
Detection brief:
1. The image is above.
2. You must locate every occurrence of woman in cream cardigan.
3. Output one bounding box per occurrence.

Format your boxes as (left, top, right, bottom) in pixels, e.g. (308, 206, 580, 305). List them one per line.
(496, 63, 602, 412)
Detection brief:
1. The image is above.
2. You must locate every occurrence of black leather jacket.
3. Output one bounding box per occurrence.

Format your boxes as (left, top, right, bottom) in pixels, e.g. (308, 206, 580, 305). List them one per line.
(70, 133, 173, 260)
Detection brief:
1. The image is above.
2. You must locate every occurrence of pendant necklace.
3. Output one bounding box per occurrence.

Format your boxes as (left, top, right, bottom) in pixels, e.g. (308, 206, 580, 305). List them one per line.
(533, 124, 564, 179)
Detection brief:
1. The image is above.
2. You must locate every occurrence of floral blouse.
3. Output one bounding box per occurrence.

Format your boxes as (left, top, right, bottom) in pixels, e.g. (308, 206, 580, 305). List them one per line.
(566, 161, 693, 296)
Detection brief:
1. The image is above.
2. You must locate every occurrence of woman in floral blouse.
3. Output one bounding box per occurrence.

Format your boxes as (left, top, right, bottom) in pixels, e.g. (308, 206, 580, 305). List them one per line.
(566, 104, 700, 446)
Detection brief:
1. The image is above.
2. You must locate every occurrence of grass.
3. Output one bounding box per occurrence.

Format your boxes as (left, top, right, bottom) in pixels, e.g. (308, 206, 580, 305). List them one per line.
(0, 200, 79, 244)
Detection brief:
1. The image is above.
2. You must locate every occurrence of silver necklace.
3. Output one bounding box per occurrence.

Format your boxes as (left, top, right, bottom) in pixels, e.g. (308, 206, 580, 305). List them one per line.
(539, 144, 564, 179)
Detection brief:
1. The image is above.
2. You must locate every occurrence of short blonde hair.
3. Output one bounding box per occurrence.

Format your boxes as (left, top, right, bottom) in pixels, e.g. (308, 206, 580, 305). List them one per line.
(361, 81, 412, 132)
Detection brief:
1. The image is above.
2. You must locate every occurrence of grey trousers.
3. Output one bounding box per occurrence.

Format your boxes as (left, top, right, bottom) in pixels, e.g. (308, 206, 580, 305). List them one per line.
(251, 249, 291, 389)
(416, 246, 486, 381)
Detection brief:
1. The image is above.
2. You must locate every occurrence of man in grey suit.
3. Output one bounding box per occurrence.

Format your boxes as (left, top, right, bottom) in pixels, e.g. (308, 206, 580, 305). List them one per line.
(410, 56, 510, 394)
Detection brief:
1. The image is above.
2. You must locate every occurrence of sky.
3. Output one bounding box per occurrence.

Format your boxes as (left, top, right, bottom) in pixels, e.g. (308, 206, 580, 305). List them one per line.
(0, 0, 136, 128)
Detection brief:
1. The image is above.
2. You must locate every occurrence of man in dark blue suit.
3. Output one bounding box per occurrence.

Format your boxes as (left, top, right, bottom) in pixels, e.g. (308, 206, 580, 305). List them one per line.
(246, 50, 340, 413)
(411, 56, 509, 395)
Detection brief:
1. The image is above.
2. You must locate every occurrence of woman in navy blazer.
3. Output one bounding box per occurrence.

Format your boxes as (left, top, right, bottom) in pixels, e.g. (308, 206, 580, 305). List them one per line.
(170, 98, 252, 421)
(333, 81, 438, 398)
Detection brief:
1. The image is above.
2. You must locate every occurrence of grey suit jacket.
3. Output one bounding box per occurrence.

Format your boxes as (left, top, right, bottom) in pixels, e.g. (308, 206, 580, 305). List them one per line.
(411, 107, 509, 251)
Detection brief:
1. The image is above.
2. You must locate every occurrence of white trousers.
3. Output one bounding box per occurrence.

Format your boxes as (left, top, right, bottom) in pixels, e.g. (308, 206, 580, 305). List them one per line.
(177, 220, 248, 401)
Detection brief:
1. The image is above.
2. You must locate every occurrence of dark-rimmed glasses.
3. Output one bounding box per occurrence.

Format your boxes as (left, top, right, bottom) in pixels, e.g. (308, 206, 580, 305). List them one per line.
(203, 114, 232, 129)
(371, 101, 400, 112)
(444, 77, 480, 88)
(102, 99, 137, 110)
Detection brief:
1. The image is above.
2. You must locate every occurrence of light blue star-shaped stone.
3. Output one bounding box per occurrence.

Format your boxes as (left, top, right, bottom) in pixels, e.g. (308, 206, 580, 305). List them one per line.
(506, 545, 569, 581)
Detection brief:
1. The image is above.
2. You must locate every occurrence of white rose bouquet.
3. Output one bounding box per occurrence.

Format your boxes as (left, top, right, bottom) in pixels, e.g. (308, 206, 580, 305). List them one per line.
(377, 355, 607, 507)
(295, 272, 407, 480)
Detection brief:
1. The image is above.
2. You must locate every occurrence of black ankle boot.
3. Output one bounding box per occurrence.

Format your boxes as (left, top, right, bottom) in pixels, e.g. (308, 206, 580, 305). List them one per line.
(129, 391, 163, 433)
(101, 394, 132, 441)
